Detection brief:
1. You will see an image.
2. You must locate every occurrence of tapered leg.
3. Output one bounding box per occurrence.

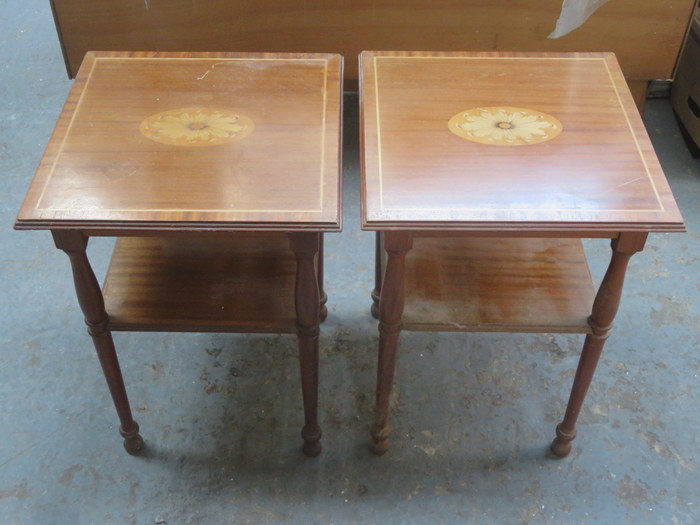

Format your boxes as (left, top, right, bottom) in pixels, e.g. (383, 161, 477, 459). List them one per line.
(290, 232, 322, 457)
(372, 231, 413, 455)
(370, 232, 383, 319)
(52, 231, 143, 454)
(318, 233, 328, 322)
(551, 232, 647, 457)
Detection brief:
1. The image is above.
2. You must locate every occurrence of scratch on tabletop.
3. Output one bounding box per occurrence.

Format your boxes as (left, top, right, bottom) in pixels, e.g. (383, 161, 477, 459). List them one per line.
(616, 177, 644, 189)
(197, 62, 228, 81)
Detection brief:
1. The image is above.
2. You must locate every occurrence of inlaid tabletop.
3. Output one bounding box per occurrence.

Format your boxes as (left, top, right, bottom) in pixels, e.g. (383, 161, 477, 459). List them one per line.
(360, 51, 684, 233)
(16, 51, 343, 232)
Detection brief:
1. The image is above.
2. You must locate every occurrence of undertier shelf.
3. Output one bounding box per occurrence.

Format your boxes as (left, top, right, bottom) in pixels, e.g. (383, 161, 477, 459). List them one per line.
(102, 235, 298, 333)
(401, 237, 596, 334)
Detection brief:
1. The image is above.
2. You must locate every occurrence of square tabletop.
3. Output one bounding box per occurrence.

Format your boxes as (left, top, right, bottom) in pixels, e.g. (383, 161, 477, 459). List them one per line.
(360, 51, 684, 234)
(16, 51, 343, 232)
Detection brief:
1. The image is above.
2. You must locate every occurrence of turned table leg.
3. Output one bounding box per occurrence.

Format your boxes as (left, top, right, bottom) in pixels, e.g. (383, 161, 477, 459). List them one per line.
(372, 231, 412, 455)
(370, 232, 383, 319)
(52, 231, 143, 455)
(551, 232, 647, 457)
(318, 233, 328, 322)
(290, 232, 322, 457)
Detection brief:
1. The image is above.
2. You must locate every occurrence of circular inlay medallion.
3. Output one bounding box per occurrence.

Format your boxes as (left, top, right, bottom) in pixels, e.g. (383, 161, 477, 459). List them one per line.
(140, 107, 254, 146)
(448, 106, 562, 146)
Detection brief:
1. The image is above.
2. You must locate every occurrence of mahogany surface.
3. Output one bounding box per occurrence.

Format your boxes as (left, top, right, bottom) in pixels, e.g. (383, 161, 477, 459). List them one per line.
(15, 51, 343, 456)
(360, 51, 685, 457)
(103, 235, 298, 333)
(16, 51, 342, 232)
(401, 237, 595, 334)
(361, 52, 684, 233)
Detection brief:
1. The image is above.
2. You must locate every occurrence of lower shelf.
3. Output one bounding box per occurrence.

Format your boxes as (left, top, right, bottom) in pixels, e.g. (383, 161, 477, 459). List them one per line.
(102, 235, 298, 333)
(401, 237, 596, 334)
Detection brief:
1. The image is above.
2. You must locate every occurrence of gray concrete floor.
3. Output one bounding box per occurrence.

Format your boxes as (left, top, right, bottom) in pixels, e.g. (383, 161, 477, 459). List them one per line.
(1, 2, 699, 524)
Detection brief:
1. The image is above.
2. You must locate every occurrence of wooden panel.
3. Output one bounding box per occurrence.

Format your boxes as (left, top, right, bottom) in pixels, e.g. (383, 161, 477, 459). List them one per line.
(15, 51, 343, 232)
(401, 237, 595, 333)
(51, 0, 695, 84)
(360, 52, 685, 233)
(102, 235, 298, 333)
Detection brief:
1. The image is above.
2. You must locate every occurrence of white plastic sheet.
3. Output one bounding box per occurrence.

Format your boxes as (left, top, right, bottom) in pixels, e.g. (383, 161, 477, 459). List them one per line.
(548, 0, 612, 39)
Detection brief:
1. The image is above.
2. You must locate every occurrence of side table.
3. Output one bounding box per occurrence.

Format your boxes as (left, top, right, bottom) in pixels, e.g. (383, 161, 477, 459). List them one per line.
(15, 51, 343, 456)
(359, 51, 685, 456)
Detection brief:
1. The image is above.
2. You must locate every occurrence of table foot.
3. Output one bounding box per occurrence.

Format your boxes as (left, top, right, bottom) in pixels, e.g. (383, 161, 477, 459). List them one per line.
(301, 425, 322, 457)
(371, 424, 391, 455)
(550, 424, 576, 458)
(371, 440, 389, 456)
(120, 424, 144, 455)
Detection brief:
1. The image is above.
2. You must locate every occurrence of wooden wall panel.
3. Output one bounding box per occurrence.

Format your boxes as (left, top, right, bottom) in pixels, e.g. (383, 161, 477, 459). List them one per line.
(52, 0, 695, 85)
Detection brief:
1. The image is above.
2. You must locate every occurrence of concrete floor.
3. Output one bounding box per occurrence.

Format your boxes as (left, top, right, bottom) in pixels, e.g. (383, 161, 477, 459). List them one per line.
(1, 2, 699, 524)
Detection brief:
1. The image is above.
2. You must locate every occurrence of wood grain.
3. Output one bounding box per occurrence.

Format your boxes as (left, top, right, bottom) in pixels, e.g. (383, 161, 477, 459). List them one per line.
(53, 230, 144, 454)
(289, 232, 323, 456)
(16, 52, 340, 456)
(16, 51, 343, 232)
(551, 232, 647, 457)
(361, 51, 685, 457)
(102, 235, 298, 333)
(50, 0, 695, 89)
(401, 237, 595, 333)
(360, 51, 685, 233)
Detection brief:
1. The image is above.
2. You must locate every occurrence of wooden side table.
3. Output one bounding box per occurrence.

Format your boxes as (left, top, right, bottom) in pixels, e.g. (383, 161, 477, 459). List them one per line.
(360, 51, 685, 457)
(15, 51, 343, 456)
